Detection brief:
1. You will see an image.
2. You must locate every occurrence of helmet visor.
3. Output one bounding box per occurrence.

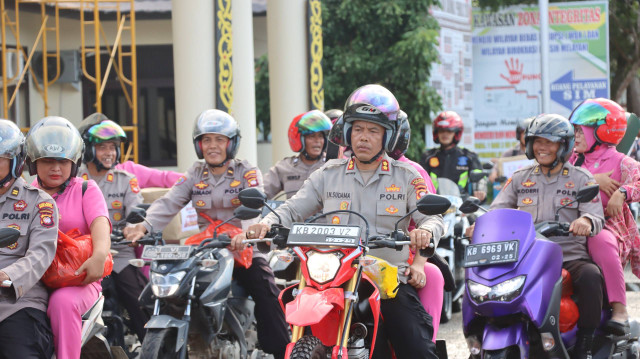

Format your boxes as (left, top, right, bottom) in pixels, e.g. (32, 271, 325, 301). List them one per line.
(87, 120, 127, 142)
(345, 86, 399, 121)
(297, 110, 332, 135)
(0, 122, 24, 159)
(569, 100, 608, 127)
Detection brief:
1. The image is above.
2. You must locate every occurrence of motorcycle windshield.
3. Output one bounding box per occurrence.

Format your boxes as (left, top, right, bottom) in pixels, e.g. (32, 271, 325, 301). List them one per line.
(437, 178, 463, 210)
(470, 208, 536, 280)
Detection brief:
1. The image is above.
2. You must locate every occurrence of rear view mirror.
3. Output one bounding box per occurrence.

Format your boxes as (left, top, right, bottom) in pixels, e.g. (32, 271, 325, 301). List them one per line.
(459, 197, 481, 214)
(238, 188, 267, 209)
(482, 162, 494, 170)
(469, 171, 486, 183)
(416, 194, 452, 216)
(576, 184, 599, 203)
(233, 206, 262, 220)
(0, 227, 20, 248)
(126, 207, 147, 224)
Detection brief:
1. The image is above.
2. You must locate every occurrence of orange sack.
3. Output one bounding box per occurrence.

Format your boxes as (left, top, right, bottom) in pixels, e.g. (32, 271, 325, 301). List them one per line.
(42, 229, 113, 288)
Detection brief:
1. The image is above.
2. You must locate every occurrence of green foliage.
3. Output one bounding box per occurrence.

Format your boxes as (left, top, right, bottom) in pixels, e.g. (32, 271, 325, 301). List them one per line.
(322, 0, 442, 159)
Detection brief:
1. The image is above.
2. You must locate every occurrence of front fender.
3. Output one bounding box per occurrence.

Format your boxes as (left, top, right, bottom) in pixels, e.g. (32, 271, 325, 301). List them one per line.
(145, 315, 189, 352)
(482, 321, 529, 357)
(285, 287, 344, 327)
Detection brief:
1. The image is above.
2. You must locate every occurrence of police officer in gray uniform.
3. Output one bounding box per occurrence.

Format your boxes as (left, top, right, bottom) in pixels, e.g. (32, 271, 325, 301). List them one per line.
(124, 109, 289, 358)
(263, 110, 332, 199)
(0, 120, 58, 358)
(488, 114, 605, 359)
(245, 85, 444, 359)
(77, 118, 149, 341)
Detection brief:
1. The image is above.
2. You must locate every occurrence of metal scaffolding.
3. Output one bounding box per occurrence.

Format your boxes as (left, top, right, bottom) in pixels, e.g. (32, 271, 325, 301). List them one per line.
(1, 0, 139, 162)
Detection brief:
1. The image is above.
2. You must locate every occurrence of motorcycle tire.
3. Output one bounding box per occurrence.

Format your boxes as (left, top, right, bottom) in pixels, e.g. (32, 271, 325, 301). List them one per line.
(441, 292, 452, 324)
(140, 328, 181, 359)
(290, 336, 327, 359)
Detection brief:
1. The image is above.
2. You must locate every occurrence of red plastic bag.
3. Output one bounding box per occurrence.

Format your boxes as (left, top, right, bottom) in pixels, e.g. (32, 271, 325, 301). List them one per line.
(184, 213, 253, 269)
(559, 269, 579, 332)
(42, 229, 114, 288)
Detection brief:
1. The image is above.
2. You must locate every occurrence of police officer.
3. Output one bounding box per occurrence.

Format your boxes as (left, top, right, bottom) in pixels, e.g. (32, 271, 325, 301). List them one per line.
(124, 109, 289, 358)
(420, 111, 487, 200)
(488, 116, 534, 182)
(77, 118, 149, 341)
(244, 84, 444, 359)
(0, 119, 58, 358)
(479, 114, 605, 359)
(263, 110, 332, 199)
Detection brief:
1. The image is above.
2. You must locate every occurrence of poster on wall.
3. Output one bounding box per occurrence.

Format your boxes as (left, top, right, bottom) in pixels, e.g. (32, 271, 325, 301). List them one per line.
(429, 0, 474, 150)
(472, 1, 609, 159)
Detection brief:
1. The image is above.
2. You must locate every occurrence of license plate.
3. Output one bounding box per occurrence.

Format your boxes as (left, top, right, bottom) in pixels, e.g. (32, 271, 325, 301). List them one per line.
(141, 245, 192, 260)
(287, 223, 361, 247)
(463, 240, 519, 267)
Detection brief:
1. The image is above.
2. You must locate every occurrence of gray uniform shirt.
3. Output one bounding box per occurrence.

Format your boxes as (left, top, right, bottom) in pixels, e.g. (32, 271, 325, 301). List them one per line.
(143, 159, 263, 256)
(0, 177, 58, 322)
(261, 154, 444, 281)
(263, 155, 326, 199)
(490, 162, 604, 262)
(79, 164, 143, 273)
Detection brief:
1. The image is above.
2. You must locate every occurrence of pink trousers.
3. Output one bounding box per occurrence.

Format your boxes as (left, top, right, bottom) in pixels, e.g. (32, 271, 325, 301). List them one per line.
(417, 262, 444, 342)
(47, 282, 102, 359)
(588, 229, 626, 305)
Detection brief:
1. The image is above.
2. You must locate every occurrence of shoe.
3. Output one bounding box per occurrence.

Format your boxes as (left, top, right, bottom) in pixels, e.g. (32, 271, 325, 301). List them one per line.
(604, 319, 630, 336)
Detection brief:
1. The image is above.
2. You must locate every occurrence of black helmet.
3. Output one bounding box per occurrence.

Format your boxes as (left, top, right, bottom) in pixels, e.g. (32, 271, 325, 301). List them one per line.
(339, 84, 401, 153)
(524, 114, 574, 166)
(516, 116, 535, 141)
(193, 109, 241, 164)
(388, 110, 410, 160)
(0, 119, 26, 187)
(26, 116, 84, 177)
(81, 117, 127, 169)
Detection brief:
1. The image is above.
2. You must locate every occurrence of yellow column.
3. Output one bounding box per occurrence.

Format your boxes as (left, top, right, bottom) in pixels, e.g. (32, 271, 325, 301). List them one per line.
(171, 0, 216, 171)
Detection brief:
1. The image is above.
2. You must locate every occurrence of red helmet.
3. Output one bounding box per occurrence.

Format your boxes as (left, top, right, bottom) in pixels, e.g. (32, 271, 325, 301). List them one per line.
(288, 110, 332, 153)
(569, 98, 626, 146)
(432, 111, 463, 144)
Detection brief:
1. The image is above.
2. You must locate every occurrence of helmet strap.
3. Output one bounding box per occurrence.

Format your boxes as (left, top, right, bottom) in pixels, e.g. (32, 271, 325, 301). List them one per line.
(207, 157, 228, 168)
(92, 156, 109, 172)
(0, 173, 14, 188)
(37, 177, 71, 194)
(357, 148, 384, 165)
(302, 151, 322, 161)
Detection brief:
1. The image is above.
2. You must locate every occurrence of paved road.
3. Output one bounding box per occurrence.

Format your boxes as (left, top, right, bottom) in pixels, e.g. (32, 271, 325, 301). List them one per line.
(438, 266, 640, 359)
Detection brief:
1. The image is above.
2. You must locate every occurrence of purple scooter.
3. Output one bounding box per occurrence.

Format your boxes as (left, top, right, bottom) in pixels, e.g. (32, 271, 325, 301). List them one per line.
(459, 185, 640, 359)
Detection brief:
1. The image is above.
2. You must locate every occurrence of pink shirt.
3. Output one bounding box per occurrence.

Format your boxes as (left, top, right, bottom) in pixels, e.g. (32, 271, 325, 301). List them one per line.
(33, 177, 110, 235)
(116, 161, 183, 189)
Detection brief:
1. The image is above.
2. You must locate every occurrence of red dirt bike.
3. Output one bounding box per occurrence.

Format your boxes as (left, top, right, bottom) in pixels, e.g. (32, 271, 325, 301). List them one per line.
(238, 188, 451, 359)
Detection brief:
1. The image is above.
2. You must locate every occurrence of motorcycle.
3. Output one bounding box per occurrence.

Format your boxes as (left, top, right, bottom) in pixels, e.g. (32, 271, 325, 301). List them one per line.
(0, 227, 128, 359)
(436, 177, 470, 323)
(125, 206, 270, 359)
(238, 188, 451, 359)
(459, 186, 640, 359)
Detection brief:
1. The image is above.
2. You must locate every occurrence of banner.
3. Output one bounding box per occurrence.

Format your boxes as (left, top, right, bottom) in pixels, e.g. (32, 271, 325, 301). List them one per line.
(429, 0, 474, 149)
(472, 1, 609, 159)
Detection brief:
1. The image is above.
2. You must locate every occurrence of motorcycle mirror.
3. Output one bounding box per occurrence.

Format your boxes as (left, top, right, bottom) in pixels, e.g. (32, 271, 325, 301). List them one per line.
(233, 206, 262, 220)
(125, 207, 147, 224)
(459, 197, 482, 214)
(482, 162, 494, 170)
(576, 184, 599, 203)
(238, 188, 267, 209)
(136, 203, 151, 211)
(0, 227, 20, 248)
(416, 194, 452, 216)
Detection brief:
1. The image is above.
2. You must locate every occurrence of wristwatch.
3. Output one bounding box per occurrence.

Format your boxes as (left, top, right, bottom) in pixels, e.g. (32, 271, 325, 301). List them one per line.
(618, 187, 628, 200)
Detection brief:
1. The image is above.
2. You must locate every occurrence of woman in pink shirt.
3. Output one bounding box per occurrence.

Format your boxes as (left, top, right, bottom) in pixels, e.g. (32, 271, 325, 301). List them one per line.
(26, 116, 111, 359)
(568, 98, 638, 336)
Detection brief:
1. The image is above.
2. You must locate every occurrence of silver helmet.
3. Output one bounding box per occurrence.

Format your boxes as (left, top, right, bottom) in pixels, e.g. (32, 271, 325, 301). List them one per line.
(26, 116, 84, 176)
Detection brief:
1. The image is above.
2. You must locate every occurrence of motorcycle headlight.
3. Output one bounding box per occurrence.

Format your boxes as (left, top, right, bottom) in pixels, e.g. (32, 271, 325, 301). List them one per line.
(467, 275, 526, 303)
(151, 271, 186, 298)
(306, 251, 342, 284)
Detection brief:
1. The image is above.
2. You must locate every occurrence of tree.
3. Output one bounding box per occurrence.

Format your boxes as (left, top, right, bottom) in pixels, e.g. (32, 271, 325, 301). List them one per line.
(255, 0, 443, 160)
(476, 0, 640, 114)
